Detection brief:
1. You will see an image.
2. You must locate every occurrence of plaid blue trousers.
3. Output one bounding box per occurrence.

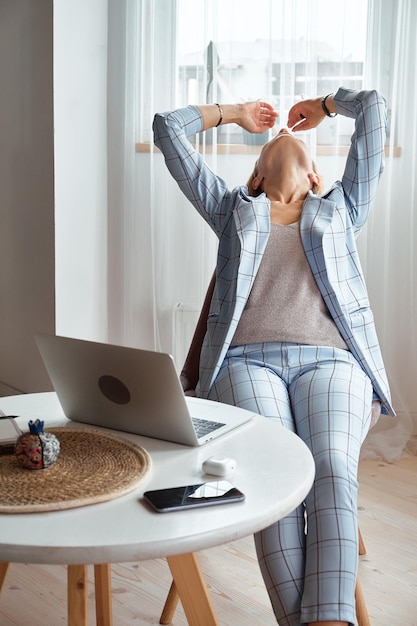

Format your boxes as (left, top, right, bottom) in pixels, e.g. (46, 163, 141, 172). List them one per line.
(207, 343, 373, 625)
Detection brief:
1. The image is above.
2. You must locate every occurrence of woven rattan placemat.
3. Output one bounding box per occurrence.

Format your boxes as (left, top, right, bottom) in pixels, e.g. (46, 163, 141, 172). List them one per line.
(0, 427, 151, 514)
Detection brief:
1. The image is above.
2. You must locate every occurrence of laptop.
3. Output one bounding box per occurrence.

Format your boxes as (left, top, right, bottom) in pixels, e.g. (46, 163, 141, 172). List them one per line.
(34, 333, 255, 446)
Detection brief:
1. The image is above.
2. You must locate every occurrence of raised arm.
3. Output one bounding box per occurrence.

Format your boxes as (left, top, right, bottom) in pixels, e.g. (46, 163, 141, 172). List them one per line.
(197, 101, 277, 133)
(153, 101, 277, 233)
(287, 88, 387, 228)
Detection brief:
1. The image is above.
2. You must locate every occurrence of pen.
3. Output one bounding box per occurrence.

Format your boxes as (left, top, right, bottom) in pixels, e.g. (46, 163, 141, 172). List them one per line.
(0, 415, 19, 419)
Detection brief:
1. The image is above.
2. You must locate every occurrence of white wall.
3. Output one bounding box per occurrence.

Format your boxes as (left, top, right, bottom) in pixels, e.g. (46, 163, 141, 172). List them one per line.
(0, 1, 55, 394)
(54, 0, 108, 342)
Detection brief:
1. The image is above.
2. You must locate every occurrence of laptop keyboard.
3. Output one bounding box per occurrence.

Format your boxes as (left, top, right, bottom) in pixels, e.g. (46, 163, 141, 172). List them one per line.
(192, 417, 226, 437)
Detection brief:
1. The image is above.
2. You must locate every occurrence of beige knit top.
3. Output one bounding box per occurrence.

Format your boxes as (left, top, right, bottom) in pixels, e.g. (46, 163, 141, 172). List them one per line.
(231, 222, 348, 349)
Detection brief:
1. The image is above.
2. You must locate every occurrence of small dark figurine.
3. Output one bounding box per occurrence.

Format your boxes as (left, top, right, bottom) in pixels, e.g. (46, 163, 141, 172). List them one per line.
(15, 419, 60, 470)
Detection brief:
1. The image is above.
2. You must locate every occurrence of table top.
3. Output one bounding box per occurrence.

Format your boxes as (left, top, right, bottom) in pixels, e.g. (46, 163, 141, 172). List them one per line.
(0, 392, 314, 566)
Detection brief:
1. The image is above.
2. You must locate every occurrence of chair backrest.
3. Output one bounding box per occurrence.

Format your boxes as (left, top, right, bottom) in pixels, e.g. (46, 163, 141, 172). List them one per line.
(180, 272, 215, 394)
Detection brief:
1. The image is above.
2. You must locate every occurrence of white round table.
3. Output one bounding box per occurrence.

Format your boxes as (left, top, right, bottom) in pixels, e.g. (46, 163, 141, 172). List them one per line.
(0, 392, 315, 626)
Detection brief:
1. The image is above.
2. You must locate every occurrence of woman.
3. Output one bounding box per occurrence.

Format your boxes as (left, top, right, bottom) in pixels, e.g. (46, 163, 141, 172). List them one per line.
(153, 89, 395, 626)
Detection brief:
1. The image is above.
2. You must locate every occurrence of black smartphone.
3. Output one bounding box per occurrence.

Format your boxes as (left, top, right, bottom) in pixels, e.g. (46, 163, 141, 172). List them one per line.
(143, 480, 245, 513)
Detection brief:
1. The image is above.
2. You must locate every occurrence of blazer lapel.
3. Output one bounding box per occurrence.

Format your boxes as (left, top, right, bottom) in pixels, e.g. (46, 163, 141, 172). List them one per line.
(233, 196, 271, 304)
(300, 194, 353, 321)
(300, 193, 335, 262)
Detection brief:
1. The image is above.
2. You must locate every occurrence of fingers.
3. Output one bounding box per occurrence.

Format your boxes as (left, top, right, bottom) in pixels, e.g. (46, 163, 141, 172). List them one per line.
(259, 102, 276, 114)
(287, 103, 306, 129)
(288, 113, 307, 132)
(287, 108, 315, 131)
(289, 112, 314, 132)
(290, 118, 310, 132)
(287, 97, 325, 131)
(259, 102, 278, 126)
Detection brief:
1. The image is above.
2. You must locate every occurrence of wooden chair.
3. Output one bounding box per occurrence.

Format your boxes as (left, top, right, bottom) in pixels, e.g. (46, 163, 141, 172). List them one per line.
(160, 272, 371, 625)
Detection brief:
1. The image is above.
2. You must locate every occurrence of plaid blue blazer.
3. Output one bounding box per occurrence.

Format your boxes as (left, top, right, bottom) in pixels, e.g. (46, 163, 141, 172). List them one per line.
(153, 88, 395, 416)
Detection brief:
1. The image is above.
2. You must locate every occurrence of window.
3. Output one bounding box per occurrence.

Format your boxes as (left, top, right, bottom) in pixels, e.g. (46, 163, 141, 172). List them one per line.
(137, 0, 368, 150)
(171, 0, 368, 148)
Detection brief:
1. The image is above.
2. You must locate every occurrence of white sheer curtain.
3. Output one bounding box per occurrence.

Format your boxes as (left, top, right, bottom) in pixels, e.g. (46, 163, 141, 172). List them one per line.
(107, 0, 416, 459)
(359, 0, 417, 459)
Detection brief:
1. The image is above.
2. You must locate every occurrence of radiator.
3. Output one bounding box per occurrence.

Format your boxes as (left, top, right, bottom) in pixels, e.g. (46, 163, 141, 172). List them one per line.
(172, 302, 201, 374)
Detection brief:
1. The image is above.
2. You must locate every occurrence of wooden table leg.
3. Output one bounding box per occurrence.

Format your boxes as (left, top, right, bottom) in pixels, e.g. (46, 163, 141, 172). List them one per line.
(0, 562, 10, 593)
(68, 564, 88, 626)
(166, 553, 219, 626)
(159, 580, 180, 624)
(94, 564, 113, 626)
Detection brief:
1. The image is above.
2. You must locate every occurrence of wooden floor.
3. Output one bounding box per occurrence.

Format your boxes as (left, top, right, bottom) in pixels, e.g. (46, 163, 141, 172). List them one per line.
(1, 456, 416, 625)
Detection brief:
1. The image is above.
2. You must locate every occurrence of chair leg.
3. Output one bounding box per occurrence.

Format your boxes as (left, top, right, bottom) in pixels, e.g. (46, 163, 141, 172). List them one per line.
(359, 526, 367, 555)
(356, 525, 370, 625)
(0, 562, 10, 594)
(355, 576, 371, 626)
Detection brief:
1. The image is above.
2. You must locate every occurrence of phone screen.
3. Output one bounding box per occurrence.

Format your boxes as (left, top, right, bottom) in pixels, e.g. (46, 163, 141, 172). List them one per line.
(143, 480, 245, 513)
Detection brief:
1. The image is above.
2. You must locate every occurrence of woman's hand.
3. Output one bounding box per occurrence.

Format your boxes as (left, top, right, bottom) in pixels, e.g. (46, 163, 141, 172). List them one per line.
(238, 101, 278, 134)
(287, 97, 328, 132)
(198, 102, 277, 132)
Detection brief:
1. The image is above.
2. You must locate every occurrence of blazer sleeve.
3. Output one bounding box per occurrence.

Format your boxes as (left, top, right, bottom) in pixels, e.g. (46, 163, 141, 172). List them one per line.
(153, 106, 231, 234)
(334, 88, 387, 230)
